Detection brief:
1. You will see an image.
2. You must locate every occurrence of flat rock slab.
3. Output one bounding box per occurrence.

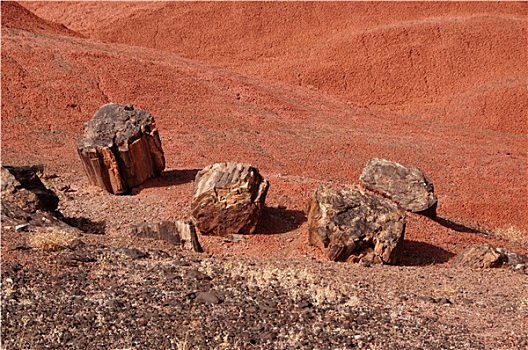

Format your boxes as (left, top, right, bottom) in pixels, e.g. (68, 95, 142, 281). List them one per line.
(307, 185, 406, 264)
(359, 158, 437, 217)
(77, 103, 165, 194)
(130, 220, 203, 252)
(191, 162, 269, 236)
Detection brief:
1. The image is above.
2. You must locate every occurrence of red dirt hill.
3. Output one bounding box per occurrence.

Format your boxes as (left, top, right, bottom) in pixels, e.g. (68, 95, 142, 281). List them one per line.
(1, 1, 81, 38)
(24, 1, 528, 134)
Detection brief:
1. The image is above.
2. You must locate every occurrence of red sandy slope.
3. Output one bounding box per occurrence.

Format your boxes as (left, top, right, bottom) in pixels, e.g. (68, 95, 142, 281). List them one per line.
(24, 1, 528, 134)
(2, 2, 527, 261)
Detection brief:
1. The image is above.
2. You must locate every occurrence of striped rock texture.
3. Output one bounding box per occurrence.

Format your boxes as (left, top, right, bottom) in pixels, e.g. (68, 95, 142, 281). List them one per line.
(191, 162, 269, 236)
(77, 103, 165, 194)
(131, 220, 203, 252)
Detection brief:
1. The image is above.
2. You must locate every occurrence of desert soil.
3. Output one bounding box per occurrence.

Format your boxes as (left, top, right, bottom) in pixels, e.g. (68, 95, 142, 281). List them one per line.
(1, 2, 527, 349)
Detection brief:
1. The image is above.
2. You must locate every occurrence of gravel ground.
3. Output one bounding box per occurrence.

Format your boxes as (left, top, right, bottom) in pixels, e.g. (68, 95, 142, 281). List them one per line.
(2, 230, 527, 349)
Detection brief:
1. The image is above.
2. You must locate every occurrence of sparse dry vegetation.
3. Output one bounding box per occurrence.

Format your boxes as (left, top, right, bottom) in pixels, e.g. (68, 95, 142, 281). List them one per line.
(28, 228, 78, 251)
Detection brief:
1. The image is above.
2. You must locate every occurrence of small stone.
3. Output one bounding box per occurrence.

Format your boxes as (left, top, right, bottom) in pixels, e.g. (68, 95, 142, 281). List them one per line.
(196, 292, 220, 304)
(260, 331, 278, 342)
(452, 244, 505, 268)
(433, 297, 452, 305)
(15, 223, 29, 232)
(68, 252, 97, 263)
(116, 247, 149, 260)
(130, 220, 202, 252)
(12, 243, 31, 250)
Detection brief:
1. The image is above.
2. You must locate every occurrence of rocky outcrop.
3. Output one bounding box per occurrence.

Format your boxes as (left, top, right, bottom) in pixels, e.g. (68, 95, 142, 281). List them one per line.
(191, 162, 269, 236)
(130, 220, 203, 252)
(1, 164, 80, 236)
(1, 164, 59, 213)
(359, 158, 437, 217)
(77, 103, 165, 194)
(453, 244, 528, 272)
(307, 185, 406, 264)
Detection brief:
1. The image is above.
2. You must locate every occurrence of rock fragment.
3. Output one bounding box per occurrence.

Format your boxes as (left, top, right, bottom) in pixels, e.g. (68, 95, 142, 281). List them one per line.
(130, 220, 203, 252)
(191, 162, 269, 236)
(1, 164, 59, 213)
(359, 158, 437, 217)
(1, 165, 78, 235)
(77, 103, 165, 194)
(307, 185, 405, 264)
(453, 244, 528, 271)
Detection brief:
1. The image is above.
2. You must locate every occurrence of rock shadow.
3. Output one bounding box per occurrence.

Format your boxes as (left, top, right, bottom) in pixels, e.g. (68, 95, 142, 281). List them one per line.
(256, 206, 307, 235)
(396, 240, 456, 266)
(138, 169, 200, 191)
(61, 216, 106, 235)
(434, 216, 483, 234)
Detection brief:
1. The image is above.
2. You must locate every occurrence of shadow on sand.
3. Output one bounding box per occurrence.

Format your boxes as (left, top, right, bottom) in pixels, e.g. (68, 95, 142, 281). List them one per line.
(396, 240, 456, 266)
(61, 216, 107, 235)
(434, 216, 483, 234)
(137, 169, 201, 192)
(256, 206, 307, 235)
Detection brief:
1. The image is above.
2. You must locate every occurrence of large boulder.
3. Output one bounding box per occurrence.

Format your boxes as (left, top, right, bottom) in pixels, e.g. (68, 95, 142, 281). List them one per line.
(131, 220, 203, 252)
(359, 158, 437, 217)
(77, 103, 165, 194)
(307, 185, 406, 264)
(191, 162, 269, 236)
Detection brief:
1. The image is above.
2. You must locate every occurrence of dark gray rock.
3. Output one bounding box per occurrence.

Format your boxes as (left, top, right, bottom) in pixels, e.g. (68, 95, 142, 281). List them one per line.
(306, 185, 406, 264)
(359, 158, 437, 217)
(1, 164, 59, 213)
(1, 165, 79, 235)
(77, 103, 165, 194)
(191, 162, 269, 236)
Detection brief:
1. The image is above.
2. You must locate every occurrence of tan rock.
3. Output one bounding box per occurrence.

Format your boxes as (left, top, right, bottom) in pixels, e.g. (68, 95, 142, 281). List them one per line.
(130, 220, 203, 252)
(191, 162, 269, 236)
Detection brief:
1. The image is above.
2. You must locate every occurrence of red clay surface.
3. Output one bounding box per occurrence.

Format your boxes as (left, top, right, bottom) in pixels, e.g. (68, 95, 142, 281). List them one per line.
(2, 2, 527, 263)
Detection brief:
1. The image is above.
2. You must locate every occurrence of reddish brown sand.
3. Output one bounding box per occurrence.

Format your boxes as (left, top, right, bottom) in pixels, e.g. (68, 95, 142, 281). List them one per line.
(2, 2, 527, 264)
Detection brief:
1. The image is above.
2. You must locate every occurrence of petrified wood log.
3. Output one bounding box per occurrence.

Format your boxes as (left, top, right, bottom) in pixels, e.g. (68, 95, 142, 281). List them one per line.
(77, 103, 165, 194)
(359, 158, 437, 217)
(131, 220, 203, 252)
(191, 162, 269, 236)
(307, 185, 406, 264)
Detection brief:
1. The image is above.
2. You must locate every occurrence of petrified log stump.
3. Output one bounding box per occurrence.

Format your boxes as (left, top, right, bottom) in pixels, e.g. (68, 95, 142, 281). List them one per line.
(307, 186, 406, 264)
(360, 158, 437, 217)
(77, 103, 165, 194)
(131, 220, 203, 252)
(191, 162, 269, 236)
